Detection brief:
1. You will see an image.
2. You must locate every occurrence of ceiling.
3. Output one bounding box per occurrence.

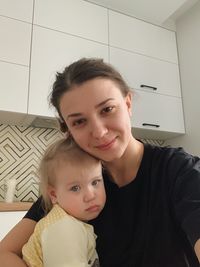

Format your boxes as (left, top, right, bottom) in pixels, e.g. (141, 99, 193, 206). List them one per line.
(87, 0, 199, 29)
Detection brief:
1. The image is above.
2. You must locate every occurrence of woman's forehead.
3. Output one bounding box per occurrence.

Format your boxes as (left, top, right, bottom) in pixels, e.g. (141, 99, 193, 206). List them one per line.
(60, 78, 123, 108)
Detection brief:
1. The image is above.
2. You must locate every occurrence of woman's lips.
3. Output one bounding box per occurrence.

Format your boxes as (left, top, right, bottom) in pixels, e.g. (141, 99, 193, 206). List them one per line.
(95, 137, 117, 151)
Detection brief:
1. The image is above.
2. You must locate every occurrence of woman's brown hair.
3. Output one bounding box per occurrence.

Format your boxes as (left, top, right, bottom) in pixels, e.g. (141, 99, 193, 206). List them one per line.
(49, 58, 130, 134)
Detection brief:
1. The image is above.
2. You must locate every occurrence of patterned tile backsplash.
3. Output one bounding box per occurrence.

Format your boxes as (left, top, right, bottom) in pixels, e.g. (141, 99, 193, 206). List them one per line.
(0, 124, 164, 202)
(0, 124, 63, 202)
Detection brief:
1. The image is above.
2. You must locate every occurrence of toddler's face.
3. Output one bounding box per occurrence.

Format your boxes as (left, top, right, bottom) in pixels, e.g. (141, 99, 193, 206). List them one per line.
(49, 160, 106, 221)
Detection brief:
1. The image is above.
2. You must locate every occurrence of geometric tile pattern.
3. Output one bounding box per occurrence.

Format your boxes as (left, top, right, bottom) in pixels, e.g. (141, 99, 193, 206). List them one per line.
(140, 138, 165, 146)
(0, 124, 63, 202)
(0, 124, 164, 203)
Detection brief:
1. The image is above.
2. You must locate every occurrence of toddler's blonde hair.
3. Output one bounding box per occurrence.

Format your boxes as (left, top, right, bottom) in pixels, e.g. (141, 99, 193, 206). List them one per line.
(38, 138, 100, 213)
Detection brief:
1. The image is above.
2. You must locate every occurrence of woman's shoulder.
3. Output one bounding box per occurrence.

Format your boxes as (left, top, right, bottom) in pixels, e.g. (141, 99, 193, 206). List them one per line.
(143, 143, 200, 181)
(144, 143, 199, 164)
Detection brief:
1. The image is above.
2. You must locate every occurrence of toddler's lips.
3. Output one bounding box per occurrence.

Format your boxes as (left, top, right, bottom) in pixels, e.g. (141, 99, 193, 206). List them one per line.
(86, 205, 100, 212)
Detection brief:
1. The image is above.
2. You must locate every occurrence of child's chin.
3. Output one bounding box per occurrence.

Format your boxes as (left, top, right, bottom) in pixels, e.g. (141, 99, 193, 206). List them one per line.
(87, 213, 100, 221)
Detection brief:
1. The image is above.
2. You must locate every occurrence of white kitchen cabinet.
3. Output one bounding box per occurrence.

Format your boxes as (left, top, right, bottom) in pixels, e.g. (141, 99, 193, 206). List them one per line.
(0, 0, 33, 23)
(0, 0, 32, 120)
(0, 16, 32, 65)
(131, 90, 185, 139)
(109, 10, 178, 63)
(0, 61, 29, 113)
(28, 26, 109, 118)
(34, 0, 108, 44)
(110, 47, 181, 97)
(0, 0, 185, 140)
(110, 46, 185, 138)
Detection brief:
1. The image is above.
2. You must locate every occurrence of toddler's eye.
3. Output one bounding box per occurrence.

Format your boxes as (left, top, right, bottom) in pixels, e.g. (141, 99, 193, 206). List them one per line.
(70, 185, 80, 192)
(92, 179, 102, 186)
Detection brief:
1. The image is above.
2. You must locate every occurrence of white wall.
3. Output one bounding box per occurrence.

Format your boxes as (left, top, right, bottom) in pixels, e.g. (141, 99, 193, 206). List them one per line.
(0, 211, 26, 240)
(165, 1, 200, 157)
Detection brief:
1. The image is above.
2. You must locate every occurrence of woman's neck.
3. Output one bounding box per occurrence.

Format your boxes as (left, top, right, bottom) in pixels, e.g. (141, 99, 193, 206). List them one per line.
(103, 137, 144, 187)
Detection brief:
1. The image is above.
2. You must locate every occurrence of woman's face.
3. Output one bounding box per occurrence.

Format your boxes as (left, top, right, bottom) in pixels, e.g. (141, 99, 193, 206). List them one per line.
(59, 78, 132, 162)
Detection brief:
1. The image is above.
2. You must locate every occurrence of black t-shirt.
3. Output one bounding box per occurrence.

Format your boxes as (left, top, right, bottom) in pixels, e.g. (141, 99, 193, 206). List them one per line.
(25, 144, 200, 267)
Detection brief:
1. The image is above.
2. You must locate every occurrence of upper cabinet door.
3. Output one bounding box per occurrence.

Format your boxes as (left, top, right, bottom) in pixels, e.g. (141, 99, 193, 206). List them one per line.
(110, 47, 181, 97)
(0, 0, 33, 22)
(34, 0, 108, 44)
(0, 16, 32, 65)
(28, 26, 109, 118)
(0, 61, 29, 113)
(109, 10, 178, 63)
(132, 90, 185, 139)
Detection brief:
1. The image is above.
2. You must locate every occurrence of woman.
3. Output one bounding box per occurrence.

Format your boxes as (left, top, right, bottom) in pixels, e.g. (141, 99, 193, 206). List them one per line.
(0, 58, 200, 267)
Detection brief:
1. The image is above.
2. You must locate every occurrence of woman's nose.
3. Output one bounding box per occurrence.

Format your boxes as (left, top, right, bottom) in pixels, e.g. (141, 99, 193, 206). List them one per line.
(91, 120, 108, 139)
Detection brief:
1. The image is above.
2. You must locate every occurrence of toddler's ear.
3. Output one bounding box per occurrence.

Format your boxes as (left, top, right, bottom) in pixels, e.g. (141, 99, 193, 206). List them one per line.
(47, 186, 57, 204)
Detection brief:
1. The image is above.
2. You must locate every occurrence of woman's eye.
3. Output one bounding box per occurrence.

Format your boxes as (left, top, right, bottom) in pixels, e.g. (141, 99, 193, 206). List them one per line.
(70, 185, 80, 192)
(102, 106, 114, 114)
(72, 118, 85, 127)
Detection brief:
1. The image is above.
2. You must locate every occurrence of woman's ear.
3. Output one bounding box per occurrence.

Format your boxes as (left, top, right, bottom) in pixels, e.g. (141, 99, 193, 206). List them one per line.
(47, 185, 57, 204)
(125, 92, 132, 116)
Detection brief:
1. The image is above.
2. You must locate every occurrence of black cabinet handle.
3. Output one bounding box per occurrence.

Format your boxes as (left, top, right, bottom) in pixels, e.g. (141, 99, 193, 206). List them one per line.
(142, 123, 160, 128)
(140, 84, 157, 91)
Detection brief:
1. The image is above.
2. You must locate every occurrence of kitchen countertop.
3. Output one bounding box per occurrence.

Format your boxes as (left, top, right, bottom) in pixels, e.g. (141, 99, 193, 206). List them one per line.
(0, 202, 33, 211)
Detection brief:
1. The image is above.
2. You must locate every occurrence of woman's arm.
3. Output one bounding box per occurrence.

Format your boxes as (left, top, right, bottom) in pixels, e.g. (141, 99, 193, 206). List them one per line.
(0, 218, 37, 267)
(194, 239, 200, 262)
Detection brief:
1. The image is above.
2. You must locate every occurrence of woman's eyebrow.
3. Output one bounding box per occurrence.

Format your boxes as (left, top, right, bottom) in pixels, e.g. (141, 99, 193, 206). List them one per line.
(66, 112, 82, 119)
(95, 98, 114, 108)
(66, 98, 114, 119)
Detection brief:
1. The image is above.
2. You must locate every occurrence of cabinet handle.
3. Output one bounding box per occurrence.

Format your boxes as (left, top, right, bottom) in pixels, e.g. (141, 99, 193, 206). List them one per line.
(142, 123, 160, 128)
(140, 84, 157, 91)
